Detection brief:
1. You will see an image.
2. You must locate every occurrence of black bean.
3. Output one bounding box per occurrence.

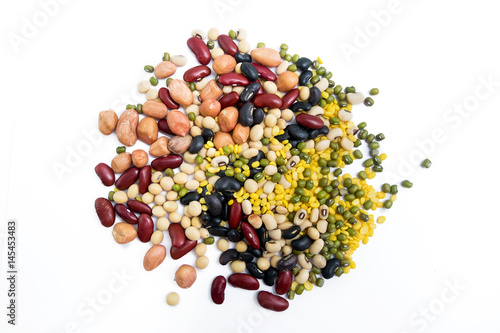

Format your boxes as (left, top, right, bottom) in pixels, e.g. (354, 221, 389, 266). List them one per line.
(214, 177, 242, 192)
(291, 235, 313, 251)
(308, 87, 321, 106)
(247, 247, 263, 258)
(199, 211, 211, 225)
(227, 229, 243, 242)
(308, 128, 320, 140)
(299, 70, 313, 86)
(248, 150, 265, 166)
(274, 128, 290, 142)
(288, 139, 300, 148)
(221, 202, 229, 221)
(276, 254, 298, 271)
(219, 249, 239, 265)
(207, 226, 229, 237)
(179, 191, 201, 205)
(188, 135, 204, 154)
(235, 52, 252, 63)
(240, 83, 260, 103)
(296, 57, 313, 71)
(246, 262, 265, 279)
(249, 167, 263, 177)
(216, 170, 227, 177)
(252, 108, 265, 126)
(208, 215, 222, 226)
(240, 62, 259, 82)
(205, 194, 222, 216)
(290, 102, 312, 113)
(322, 258, 341, 279)
(282, 225, 301, 239)
(256, 226, 269, 248)
(263, 267, 279, 286)
(201, 128, 214, 142)
(238, 251, 254, 263)
(318, 125, 329, 136)
(288, 124, 309, 140)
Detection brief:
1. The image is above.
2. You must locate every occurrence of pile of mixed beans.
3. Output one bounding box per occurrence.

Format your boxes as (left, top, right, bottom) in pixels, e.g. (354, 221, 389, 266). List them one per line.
(94, 28, 418, 311)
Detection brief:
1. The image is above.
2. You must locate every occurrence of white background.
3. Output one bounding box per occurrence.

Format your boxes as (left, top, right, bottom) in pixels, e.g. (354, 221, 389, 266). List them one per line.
(1, 0, 500, 332)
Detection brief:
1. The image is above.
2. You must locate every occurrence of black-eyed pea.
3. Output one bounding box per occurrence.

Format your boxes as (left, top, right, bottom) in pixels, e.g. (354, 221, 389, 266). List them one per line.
(192, 91, 201, 105)
(160, 177, 174, 191)
(217, 238, 229, 252)
(281, 109, 294, 121)
(146, 88, 158, 100)
(196, 255, 209, 269)
(270, 255, 281, 268)
(142, 192, 155, 204)
(304, 140, 315, 149)
(278, 222, 294, 230)
(151, 171, 163, 183)
(267, 151, 277, 162)
(262, 213, 277, 230)
(195, 115, 204, 127)
(113, 191, 128, 204)
(239, 142, 249, 151)
(235, 241, 248, 253)
(180, 216, 191, 228)
(152, 206, 167, 218)
(310, 208, 319, 223)
(169, 212, 182, 223)
(127, 184, 139, 199)
(300, 220, 312, 231)
(276, 61, 289, 75)
(295, 268, 309, 284)
(137, 80, 151, 93)
(249, 140, 263, 150)
(195, 78, 209, 91)
(316, 220, 328, 234)
(185, 226, 201, 241)
(238, 40, 250, 53)
(279, 238, 286, 247)
(157, 217, 170, 231)
(340, 136, 354, 151)
(250, 125, 264, 142)
(263, 251, 275, 259)
(206, 147, 216, 158)
(274, 214, 286, 224)
(155, 194, 166, 206)
(269, 229, 281, 240)
(232, 86, 245, 95)
(199, 228, 209, 239)
(199, 159, 209, 171)
(186, 104, 200, 116)
(270, 142, 283, 152)
(230, 260, 246, 273)
(242, 200, 252, 215)
(208, 176, 220, 187)
(298, 254, 312, 270)
(235, 63, 242, 74)
(183, 152, 197, 164)
(148, 183, 163, 195)
(266, 240, 281, 253)
(222, 85, 232, 94)
(211, 47, 224, 59)
(208, 27, 219, 41)
(315, 140, 330, 152)
(242, 148, 259, 159)
(151, 230, 164, 245)
(191, 216, 202, 228)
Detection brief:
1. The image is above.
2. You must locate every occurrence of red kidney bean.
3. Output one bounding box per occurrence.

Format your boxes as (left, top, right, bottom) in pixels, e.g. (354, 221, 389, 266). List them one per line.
(168, 223, 186, 248)
(158, 88, 179, 109)
(151, 155, 183, 171)
(251, 63, 277, 81)
(115, 167, 139, 190)
(138, 214, 154, 242)
(187, 36, 211, 65)
(228, 273, 260, 290)
(170, 239, 197, 259)
(127, 200, 152, 215)
(275, 270, 293, 295)
(280, 88, 299, 110)
(228, 202, 242, 229)
(183, 65, 211, 82)
(114, 204, 138, 224)
(253, 94, 283, 109)
(218, 92, 240, 110)
(241, 222, 260, 250)
(295, 113, 324, 129)
(257, 291, 289, 312)
(218, 73, 249, 86)
(158, 119, 175, 135)
(139, 166, 151, 194)
(217, 34, 238, 56)
(211, 275, 227, 305)
(94, 163, 115, 186)
(95, 197, 115, 227)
